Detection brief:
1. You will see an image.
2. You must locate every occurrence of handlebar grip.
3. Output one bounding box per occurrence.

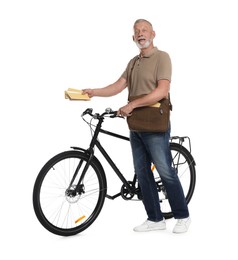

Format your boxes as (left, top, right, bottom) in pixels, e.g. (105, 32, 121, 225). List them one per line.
(81, 108, 93, 117)
(109, 111, 118, 118)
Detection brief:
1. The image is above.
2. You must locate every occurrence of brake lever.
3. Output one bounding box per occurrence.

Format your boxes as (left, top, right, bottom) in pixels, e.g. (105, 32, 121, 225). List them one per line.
(81, 108, 93, 117)
(110, 113, 125, 119)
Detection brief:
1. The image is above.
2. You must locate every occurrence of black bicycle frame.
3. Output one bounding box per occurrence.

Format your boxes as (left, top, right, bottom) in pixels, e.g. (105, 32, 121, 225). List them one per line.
(99, 129, 136, 197)
(73, 116, 136, 200)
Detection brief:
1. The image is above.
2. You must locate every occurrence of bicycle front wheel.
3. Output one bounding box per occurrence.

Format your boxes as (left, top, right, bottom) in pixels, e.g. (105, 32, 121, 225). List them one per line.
(33, 150, 107, 236)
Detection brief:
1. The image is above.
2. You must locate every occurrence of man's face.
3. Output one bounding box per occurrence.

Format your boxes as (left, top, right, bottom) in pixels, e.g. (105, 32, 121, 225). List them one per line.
(133, 21, 155, 49)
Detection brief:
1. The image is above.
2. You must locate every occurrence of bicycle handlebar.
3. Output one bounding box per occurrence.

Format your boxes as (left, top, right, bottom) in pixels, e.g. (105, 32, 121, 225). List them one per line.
(81, 108, 121, 119)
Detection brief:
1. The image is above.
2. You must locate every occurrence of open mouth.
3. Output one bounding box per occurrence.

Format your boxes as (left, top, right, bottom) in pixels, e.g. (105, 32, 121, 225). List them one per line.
(138, 38, 146, 43)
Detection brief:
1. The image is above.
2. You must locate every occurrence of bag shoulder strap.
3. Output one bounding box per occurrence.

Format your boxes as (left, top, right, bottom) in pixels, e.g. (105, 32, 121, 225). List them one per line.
(168, 93, 172, 111)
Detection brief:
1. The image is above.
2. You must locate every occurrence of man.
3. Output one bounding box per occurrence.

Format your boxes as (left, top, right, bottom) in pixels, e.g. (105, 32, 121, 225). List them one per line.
(83, 19, 191, 233)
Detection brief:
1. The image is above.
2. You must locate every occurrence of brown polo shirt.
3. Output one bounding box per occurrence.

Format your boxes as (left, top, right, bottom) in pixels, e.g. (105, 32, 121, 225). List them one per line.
(121, 47, 172, 96)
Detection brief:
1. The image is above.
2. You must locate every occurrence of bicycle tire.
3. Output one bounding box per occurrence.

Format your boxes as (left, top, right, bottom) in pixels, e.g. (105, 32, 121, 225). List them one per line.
(159, 142, 196, 219)
(33, 150, 107, 236)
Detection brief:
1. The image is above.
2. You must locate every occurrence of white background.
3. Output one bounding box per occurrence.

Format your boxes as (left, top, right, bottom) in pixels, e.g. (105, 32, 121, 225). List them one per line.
(1, 0, 237, 259)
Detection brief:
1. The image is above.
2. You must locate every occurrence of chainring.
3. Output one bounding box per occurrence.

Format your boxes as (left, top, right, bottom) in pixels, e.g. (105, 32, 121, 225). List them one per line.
(120, 181, 135, 200)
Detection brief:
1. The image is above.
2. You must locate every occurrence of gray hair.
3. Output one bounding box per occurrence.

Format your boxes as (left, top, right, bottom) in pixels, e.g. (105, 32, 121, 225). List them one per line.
(133, 19, 153, 29)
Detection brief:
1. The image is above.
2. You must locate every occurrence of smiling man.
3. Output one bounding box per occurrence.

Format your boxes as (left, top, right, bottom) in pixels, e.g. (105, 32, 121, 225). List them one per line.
(134, 19, 155, 50)
(83, 19, 191, 234)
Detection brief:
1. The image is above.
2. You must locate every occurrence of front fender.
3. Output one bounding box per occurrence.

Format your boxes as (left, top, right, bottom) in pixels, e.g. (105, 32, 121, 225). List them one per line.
(71, 146, 87, 153)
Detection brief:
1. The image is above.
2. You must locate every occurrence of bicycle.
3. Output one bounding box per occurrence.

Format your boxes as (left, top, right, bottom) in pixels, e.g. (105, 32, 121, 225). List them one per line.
(33, 108, 196, 236)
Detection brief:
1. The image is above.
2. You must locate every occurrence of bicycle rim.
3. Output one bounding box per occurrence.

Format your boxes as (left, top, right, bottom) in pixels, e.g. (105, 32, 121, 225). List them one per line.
(33, 150, 107, 236)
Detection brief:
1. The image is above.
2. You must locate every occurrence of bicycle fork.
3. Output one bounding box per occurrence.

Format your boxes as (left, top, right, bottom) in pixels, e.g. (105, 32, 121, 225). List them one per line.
(65, 149, 95, 197)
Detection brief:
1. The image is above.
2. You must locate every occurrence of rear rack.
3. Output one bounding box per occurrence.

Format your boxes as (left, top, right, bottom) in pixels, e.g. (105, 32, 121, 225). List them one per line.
(170, 136, 192, 154)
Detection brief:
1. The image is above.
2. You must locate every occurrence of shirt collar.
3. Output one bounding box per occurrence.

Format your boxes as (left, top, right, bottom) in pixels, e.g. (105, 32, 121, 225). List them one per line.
(140, 47, 158, 58)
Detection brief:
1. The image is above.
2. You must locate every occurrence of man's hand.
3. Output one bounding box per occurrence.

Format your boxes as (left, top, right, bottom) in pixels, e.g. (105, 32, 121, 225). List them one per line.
(117, 103, 134, 117)
(82, 89, 94, 98)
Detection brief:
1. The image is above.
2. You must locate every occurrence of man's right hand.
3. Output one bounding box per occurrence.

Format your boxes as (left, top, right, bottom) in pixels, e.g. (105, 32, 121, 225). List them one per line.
(82, 89, 94, 98)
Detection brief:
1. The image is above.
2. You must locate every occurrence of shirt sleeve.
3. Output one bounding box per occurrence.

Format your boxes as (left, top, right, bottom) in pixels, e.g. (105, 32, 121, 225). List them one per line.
(156, 51, 172, 82)
(121, 69, 128, 80)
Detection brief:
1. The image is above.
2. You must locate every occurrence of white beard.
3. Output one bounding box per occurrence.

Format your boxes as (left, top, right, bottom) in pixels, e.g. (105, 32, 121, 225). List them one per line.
(135, 38, 152, 49)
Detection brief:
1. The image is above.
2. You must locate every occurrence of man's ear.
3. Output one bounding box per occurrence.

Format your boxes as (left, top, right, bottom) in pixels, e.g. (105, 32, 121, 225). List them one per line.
(152, 31, 156, 39)
(132, 35, 135, 41)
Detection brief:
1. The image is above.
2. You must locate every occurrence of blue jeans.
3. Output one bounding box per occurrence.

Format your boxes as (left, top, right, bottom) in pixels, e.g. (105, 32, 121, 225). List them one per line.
(130, 129, 189, 222)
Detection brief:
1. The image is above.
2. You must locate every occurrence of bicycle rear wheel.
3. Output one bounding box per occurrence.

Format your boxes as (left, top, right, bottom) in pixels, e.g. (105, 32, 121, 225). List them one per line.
(33, 150, 107, 236)
(157, 142, 196, 219)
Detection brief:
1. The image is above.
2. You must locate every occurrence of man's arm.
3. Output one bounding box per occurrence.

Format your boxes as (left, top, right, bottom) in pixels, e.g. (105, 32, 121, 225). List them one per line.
(130, 79, 170, 108)
(118, 79, 170, 116)
(83, 77, 127, 98)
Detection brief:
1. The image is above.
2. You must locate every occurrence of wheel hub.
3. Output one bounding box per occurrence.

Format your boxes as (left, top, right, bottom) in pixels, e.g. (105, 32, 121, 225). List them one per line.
(65, 184, 85, 203)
